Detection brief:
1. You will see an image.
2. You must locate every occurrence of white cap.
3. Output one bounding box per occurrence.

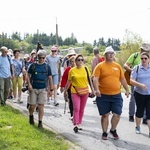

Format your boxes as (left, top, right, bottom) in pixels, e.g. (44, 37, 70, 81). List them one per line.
(24, 54, 30, 58)
(140, 43, 150, 51)
(103, 46, 116, 55)
(66, 47, 76, 56)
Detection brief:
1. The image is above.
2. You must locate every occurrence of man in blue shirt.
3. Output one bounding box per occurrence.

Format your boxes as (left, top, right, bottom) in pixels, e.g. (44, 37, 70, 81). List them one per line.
(0, 46, 14, 106)
(26, 50, 53, 128)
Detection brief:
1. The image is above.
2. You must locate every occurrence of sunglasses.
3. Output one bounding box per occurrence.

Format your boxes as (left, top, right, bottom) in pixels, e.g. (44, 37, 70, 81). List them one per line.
(38, 57, 45, 59)
(77, 58, 84, 62)
(51, 50, 57, 52)
(141, 57, 148, 60)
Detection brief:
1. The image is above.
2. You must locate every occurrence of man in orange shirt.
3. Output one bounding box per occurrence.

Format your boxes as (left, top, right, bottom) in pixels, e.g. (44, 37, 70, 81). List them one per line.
(93, 46, 129, 140)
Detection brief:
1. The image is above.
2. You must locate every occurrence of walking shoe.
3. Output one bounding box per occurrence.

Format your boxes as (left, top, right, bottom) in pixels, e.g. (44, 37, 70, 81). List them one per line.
(29, 115, 34, 125)
(102, 132, 108, 140)
(110, 129, 119, 140)
(73, 126, 78, 133)
(8, 95, 13, 99)
(54, 102, 59, 106)
(129, 116, 134, 122)
(135, 127, 141, 134)
(13, 98, 17, 103)
(47, 99, 50, 105)
(142, 119, 147, 125)
(38, 123, 43, 129)
(17, 98, 23, 103)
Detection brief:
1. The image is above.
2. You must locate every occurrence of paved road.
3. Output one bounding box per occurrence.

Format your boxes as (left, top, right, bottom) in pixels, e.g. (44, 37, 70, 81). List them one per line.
(7, 92, 150, 150)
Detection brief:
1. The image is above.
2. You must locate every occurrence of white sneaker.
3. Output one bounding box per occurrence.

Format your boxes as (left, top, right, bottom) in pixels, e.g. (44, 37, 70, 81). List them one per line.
(13, 98, 17, 103)
(47, 99, 50, 105)
(135, 127, 141, 134)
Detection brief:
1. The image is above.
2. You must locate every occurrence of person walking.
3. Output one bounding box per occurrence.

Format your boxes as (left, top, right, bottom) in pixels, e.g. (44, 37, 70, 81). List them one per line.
(93, 46, 129, 140)
(64, 54, 95, 133)
(46, 45, 60, 106)
(26, 50, 53, 128)
(124, 43, 150, 122)
(60, 56, 76, 120)
(12, 49, 25, 103)
(130, 52, 150, 137)
(0, 46, 14, 106)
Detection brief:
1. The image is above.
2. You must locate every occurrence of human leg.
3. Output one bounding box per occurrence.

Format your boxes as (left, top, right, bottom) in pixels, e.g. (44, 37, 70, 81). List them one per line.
(18, 76, 23, 102)
(4, 77, 10, 104)
(129, 86, 135, 122)
(68, 89, 73, 117)
(0, 78, 5, 105)
(12, 77, 17, 101)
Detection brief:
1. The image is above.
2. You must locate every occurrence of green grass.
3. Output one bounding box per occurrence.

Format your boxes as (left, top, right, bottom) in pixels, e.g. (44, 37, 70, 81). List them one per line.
(0, 106, 69, 150)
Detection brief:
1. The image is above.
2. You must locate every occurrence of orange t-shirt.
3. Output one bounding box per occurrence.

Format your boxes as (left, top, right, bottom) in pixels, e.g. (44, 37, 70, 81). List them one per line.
(93, 61, 124, 95)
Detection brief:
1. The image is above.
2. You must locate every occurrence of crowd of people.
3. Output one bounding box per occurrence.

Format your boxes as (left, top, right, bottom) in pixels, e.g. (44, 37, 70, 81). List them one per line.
(0, 43, 150, 139)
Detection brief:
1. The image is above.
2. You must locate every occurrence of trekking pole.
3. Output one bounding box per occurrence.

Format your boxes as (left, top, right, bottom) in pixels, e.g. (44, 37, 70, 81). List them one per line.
(64, 96, 68, 114)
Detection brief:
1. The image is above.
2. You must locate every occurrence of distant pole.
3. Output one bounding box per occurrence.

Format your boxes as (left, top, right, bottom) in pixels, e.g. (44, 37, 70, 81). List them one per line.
(56, 17, 59, 46)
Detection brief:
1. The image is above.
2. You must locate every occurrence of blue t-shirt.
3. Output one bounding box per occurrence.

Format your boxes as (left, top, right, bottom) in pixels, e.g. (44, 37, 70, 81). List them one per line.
(28, 63, 52, 89)
(46, 55, 60, 75)
(0, 55, 13, 78)
(130, 64, 150, 95)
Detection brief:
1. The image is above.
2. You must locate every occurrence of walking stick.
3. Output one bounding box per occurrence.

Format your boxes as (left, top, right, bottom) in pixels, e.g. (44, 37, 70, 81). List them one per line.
(64, 96, 68, 114)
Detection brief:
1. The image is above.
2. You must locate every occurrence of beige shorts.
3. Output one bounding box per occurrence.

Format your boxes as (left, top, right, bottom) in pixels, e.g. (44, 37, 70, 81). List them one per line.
(29, 88, 47, 105)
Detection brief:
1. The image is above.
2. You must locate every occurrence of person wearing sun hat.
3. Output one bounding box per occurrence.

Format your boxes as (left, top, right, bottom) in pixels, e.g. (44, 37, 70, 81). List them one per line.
(92, 46, 129, 140)
(61, 47, 76, 76)
(46, 45, 60, 106)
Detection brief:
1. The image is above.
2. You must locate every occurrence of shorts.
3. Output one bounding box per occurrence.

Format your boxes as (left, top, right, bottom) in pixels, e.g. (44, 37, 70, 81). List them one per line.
(96, 93, 123, 115)
(52, 74, 59, 85)
(29, 88, 47, 105)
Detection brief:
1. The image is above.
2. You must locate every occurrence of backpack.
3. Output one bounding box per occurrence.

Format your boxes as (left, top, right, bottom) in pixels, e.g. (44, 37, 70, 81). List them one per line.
(7, 55, 13, 75)
(30, 63, 49, 87)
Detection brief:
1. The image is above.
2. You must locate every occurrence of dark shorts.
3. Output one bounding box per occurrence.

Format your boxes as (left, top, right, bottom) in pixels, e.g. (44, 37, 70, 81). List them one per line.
(96, 93, 123, 115)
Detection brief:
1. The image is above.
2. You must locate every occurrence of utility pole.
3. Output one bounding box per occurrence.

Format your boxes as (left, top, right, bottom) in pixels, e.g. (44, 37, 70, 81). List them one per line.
(37, 29, 39, 42)
(56, 17, 59, 46)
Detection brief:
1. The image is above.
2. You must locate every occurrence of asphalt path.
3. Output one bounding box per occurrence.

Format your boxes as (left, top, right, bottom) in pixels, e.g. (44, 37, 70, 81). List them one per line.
(7, 92, 150, 150)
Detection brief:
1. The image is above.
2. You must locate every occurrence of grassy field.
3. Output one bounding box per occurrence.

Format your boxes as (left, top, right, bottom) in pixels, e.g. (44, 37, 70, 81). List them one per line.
(0, 105, 70, 150)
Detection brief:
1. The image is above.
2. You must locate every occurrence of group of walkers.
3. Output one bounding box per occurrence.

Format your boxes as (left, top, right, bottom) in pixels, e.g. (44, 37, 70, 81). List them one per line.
(0, 43, 150, 139)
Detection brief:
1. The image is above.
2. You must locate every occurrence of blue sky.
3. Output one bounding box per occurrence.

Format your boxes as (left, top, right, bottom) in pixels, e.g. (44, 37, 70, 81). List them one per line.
(1, 0, 150, 43)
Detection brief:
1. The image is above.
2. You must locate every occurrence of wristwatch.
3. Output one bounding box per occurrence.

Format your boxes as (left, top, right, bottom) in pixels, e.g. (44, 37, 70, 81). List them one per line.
(50, 89, 53, 91)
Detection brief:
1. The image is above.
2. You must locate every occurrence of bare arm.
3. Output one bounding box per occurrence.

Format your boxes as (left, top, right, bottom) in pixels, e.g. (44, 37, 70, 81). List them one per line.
(124, 62, 132, 73)
(120, 78, 130, 97)
(93, 76, 101, 97)
(64, 80, 72, 97)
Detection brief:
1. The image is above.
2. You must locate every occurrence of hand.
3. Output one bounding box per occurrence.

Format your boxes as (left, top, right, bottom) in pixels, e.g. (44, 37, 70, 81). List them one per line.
(64, 90, 68, 98)
(60, 87, 64, 93)
(28, 84, 33, 91)
(125, 91, 130, 98)
(95, 90, 101, 97)
(141, 84, 147, 91)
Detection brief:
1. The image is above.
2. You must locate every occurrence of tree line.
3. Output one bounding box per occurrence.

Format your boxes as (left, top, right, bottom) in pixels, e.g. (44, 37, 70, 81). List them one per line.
(0, 31, 121, 53)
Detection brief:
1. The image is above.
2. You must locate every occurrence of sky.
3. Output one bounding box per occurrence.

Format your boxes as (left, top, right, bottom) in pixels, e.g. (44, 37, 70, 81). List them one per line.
(1, 0, 150, 44)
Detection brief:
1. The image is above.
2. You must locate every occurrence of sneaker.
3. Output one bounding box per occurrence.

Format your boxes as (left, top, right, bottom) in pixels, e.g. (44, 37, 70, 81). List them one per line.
(73, 126, 78, 133)
(129, 116, 134, 122)
(102, 132, 108, 140)
(54, 102, 59, 106)
(13, 98, 17, 103)
(8, 95, 13, 99)
(18, 98, 23, 103)
(110, 129, 119, 140)
(29, 115, 34, 125)
(47, 99, 50, 105)
(135, 127, 141, 134)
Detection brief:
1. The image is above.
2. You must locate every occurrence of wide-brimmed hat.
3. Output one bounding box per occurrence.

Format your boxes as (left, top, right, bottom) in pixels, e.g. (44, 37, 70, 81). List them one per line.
(24, 54, 30, 59)
(140, 43, 150, 51)
(31, 49, 36, 54)
(66, 47, 76, 56)
(103, 46, 116, 55)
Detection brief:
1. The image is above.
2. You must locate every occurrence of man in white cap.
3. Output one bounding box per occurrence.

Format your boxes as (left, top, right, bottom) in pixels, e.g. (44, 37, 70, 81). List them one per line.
(92, 46, 129, 140)
(124, 43, 150, 123)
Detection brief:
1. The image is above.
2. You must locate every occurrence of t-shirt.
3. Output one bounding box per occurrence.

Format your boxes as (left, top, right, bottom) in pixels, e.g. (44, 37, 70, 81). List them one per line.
(28, 63, 52, 89)
(68, 66, 90, 93)
(46, 55, 60, 75)
(93, 61, 124, 95)
(126, 52, 140, 68)
(12, 58, 25, 76)
(0, 55, 13, 78)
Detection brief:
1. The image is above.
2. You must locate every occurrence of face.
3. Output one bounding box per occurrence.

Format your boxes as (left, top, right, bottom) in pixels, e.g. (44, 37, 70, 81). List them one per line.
(140, 54, 149, 65)
(105, 52, 115, 61)
(70, 59, 75, 67)
(1, 48, 8, 56)
(75, 57, 84, 66)
(51, 50, 57, 55)
(38, 55, 46, 63)
(14, 51, 20, 57)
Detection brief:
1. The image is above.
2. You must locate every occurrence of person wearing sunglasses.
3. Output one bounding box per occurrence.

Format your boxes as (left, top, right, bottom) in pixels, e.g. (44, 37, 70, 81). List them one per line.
(26, 50, 53, 128)
(124, 43, 150, 123)
(0, 46, 14, 106)
(64, 54, 95, 133)
(130, 52, 150, 137)
(46, 45, 60, 106)
(92, 46, 129, 140)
